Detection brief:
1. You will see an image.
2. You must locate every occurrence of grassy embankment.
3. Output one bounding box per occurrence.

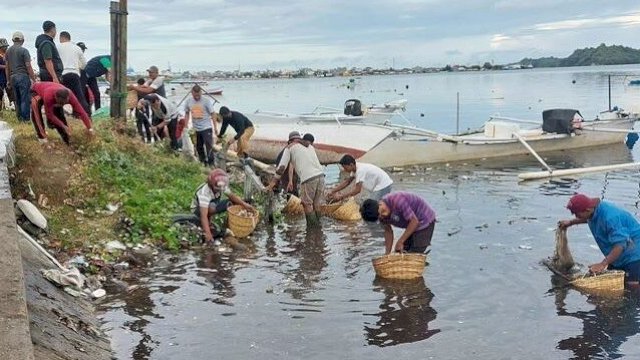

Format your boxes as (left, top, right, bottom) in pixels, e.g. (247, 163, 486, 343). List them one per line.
(4, 110, 236, 257)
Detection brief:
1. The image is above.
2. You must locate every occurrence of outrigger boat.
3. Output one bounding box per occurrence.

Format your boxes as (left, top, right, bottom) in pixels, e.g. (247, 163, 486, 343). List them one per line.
(244, 108, 639, 168)
(252, 99, 408, 125)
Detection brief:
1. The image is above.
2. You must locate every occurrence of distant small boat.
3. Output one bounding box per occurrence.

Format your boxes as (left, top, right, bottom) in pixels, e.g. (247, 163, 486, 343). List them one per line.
(629, 80, 640, 86)
(204, 87, 223, 95)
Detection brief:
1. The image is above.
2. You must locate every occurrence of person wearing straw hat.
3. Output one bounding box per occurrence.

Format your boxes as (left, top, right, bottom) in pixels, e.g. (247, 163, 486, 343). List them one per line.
(328, 154, 393, 202)
(360, 192, 436, 254)
(192, 169, 256, 245)
(559, 193, 640, 287)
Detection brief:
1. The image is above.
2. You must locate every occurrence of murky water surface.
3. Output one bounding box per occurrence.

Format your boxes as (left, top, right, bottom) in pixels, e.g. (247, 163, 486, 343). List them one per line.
(100, 66, 640, 359)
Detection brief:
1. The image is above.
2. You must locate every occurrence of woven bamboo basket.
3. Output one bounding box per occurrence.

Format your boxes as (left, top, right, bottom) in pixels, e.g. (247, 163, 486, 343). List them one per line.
(227, 205, 259, 238)
(570, 270, 625, 292)
(283, 195, 304, 215)
(320, 201, 343, 216)
(331, 198, 362, 221)
(126, 89, 138, 109)
(372, 253, 427, 279)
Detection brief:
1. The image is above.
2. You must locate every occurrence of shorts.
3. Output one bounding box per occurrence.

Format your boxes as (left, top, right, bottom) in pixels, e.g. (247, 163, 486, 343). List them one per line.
(300, 174, 325, 211)
(403, 221, 435, 253)
(611, 260, 640, 283)
(193, 199, 229, 218)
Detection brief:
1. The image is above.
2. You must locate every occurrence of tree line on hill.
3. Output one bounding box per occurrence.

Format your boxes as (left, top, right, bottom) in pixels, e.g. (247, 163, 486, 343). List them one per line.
(519, 44, 640, 68)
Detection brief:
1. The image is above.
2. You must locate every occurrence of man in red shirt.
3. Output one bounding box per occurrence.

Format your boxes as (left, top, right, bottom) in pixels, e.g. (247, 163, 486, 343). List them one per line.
(30, 82, 93, 144)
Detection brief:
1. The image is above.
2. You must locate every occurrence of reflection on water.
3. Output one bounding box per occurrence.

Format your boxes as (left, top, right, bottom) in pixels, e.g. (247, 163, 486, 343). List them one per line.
(99, 68, 640, 359)
(549, 278, 640, 359)
(364, 277, 439, 347)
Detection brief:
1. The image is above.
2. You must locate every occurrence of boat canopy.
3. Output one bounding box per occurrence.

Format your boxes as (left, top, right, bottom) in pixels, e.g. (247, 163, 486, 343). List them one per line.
(542, 109, 581, 134)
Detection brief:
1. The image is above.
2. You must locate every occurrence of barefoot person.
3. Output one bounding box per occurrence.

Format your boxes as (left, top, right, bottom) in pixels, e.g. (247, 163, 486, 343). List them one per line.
(360, 192, 436, 254)
(328, 154, 393, 202)
(30, 82, 93, 144)
(559, 193, 640, 288)
(192, 169, 256, 245)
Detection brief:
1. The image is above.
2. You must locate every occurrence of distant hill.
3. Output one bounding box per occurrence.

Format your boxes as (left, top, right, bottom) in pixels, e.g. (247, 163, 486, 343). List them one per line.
(519, 44, 640, 68)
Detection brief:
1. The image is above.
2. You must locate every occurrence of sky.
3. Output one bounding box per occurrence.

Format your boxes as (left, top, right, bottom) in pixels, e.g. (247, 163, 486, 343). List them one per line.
(2, 0, 640, 73)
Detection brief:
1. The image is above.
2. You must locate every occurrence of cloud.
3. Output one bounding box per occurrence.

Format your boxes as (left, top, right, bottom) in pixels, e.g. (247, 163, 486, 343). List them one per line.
(532, 13, 640, 31)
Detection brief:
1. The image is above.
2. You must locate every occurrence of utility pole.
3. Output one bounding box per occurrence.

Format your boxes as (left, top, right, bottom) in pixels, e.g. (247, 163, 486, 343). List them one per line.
(110, 0, 128, 120)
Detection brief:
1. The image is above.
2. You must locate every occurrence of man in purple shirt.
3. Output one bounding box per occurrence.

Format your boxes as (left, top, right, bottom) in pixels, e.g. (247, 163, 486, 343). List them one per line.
(360, 191, 436, 254)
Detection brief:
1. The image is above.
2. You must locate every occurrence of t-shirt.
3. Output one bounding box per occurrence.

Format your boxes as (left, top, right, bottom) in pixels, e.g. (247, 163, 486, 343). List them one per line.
(352, 162, 393, 192)
(190, 183, 232, 211)
(183, 96, 215, 131)
(31, 82, 92, 131)
(588, 201, 640, 267)
(219, 111, 254, 140)
(145, 76, 166, 97)
(381, 192, 436, 231)
(278, 143, 324, 183)
(84, 55, 111, 78)
(58, 42, 86, 76)
(6, 45, 31, 76)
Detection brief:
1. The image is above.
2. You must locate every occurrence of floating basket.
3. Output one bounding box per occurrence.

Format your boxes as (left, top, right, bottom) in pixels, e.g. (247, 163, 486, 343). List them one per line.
(320, 201, 343, 216)
(372, 253, 427, 279)
(283, 195, 304, 215)
(570, 270, 625, 292)
(227, 205, 259, 238)
(331, 198, 362, 221)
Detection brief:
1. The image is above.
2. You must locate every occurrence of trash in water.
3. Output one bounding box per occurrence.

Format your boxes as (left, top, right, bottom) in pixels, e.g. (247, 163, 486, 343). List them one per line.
(91, 289, 106, 299)
(518, 245, 533, 250)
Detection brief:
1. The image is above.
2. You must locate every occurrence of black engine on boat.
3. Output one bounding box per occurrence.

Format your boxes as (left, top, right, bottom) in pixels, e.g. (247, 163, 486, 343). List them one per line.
(344, 99, 363, 116)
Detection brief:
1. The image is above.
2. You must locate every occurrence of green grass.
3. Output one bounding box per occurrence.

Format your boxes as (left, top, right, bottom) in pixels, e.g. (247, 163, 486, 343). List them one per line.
(3, 110, 241, 251)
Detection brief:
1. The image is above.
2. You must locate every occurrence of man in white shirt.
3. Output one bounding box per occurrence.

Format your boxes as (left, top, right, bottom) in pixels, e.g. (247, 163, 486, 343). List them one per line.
(130, 65, 166, 98)
(328, 154, 393, 202)
(144, 93, 181, 149)
(269, 131, 325, 226)
(192, 169, 256, 245)
(57, 31, 89, 114)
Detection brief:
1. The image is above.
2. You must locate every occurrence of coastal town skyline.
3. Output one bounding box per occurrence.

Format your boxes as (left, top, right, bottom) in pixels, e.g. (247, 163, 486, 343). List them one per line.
(2, 0, 640, 72)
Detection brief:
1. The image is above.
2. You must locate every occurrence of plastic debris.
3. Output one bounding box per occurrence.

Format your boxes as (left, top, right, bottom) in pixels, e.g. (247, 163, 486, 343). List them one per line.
(91, 289, 107, 299)
(105, 240, 127, 252)
(17, 199, 48, 229)
(518, 245, 533, 250)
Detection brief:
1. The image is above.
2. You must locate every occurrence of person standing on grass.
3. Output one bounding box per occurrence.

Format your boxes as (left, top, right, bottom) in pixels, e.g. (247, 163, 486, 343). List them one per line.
(84, 54, 111, 110)
(130, 65, 166, 98)
(268, 131, 325, 226)
(58, 31, 90, 114)
(135, 98, 153, 143)
(144, 93, 181, 149)
(192, 169, 256, 245)
(559, 193, 640, 288)
(360, 192, 436, 254)
(217, 106, 254, 159)
(5, 31, 36, 121)
(30, 82, 94, 144)
(35, 20, 63, 83)
(0, 38, 9, 111)
(328, 154, 393, 202)
(184, 84, 216, 166)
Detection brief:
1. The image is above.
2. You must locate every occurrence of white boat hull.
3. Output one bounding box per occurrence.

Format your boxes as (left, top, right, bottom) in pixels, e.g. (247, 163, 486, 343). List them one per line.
(360, 119, 637, 167)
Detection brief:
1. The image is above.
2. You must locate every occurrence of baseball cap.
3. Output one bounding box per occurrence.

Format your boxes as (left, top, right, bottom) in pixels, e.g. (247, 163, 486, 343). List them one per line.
(147, 65, 159, 73)
(0, 39, 8, 48)
(12, 31, 24, 41)
(76, 42, 87, 50)
(566, 194, 598, 215)
(288, 131, 301, 141)
(43, 20, 56, 32)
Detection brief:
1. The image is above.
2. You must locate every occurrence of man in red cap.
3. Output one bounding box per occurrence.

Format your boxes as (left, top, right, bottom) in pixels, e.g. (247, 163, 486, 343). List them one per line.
(559, 193, 640, 287)
(191, 169, 256, 245)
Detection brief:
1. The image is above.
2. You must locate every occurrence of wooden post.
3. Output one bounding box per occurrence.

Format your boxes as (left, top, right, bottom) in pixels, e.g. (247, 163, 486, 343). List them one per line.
(110, 0, 128, 120)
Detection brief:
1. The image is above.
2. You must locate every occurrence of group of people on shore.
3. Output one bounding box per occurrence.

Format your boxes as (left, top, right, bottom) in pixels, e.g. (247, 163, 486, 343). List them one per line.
(2, 20, 114, 143)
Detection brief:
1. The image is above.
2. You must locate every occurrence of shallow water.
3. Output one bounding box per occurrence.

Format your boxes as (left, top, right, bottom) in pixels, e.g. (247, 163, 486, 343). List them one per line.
(100, 67, 640, 359)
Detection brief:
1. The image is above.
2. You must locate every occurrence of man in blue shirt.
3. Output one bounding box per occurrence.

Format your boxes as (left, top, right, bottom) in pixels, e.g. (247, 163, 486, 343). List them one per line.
(559, 193, 640, 287)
